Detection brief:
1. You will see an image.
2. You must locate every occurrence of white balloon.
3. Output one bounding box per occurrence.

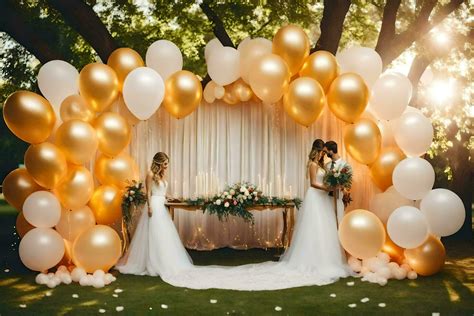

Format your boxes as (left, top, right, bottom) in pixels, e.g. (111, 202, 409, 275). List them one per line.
(392, 157, 435, 200)
(37, 60, 79, 113)
(387, 206, 429, 249)
(377, 120, 397, 148)
(146, 40, 183, 80)
(19, 228, 65, 271)
(371, 73, 412, 120)
(393, 111, 433, 157)
(336, 46, 382, 87)
(237, 36, 252, 52)
(420, 189, 465, 237)
(23, 191, 61, 228)
(71, 267, 87, 282)
(205, 38, 223, 61)
(369, 187, 415, 224)
(239, 38, 273, 83)
(207, 46, 240, 86)
(122, 67, 164, 120)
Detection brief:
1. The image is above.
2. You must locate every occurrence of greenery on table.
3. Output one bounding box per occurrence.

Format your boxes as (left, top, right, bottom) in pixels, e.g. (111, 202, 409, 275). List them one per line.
(186, 182, 302, 223)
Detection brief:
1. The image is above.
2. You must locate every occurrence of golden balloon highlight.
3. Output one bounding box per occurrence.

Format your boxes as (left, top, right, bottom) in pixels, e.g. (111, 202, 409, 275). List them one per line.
(16, 212, 35, 238)
(382, 226, 405, 264)
(248, 54, 291, 104)
(272, 25, 310, 76)
(2, 168, 42, 211)
(230, 79, 253, 102)
(344, 118, 382, 165)
(338, 209, 386, 259)
(163, 70, 202, 119)
(89, 185, 123, 225)
(370, 147, 406, 190)
(3, 91, 56, 144)
(107, 48, 144, 91)
(24, 142, 68, 189)
(94, 153, 139, 188)
(60, 94, 95, 122)
(299, 51, 339, 92)
(79, 63, 119, 112)
(404, 235, 446, 276)
(54, 166, 94, 210)
(283, 77, 325, 127)
(327, 73, 369, 123)
(55, 120, 98, 165)
(222, 85, 239, 105)
(72, 225, 122, 273)
(55, 206, 96, 242)
(93, 112, 131, 157)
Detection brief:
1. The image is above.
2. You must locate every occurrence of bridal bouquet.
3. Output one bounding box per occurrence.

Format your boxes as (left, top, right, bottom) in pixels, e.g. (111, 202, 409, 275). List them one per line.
(324, 163, 353, 199)
(121, 180, 147, 226)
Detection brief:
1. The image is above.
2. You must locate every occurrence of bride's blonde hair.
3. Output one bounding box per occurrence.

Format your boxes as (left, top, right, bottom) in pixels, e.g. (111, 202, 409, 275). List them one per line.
(307, 139, 325, 175)
(151, 152, 169, 183)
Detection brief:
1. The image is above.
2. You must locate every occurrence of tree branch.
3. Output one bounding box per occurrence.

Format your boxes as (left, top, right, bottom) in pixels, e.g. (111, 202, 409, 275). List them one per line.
(311, 0, 351, 54)
(0, 0, 67, 63)
(377, 0, 466, 67)
(200, 0, 235, 47)
(375, 0, 401, 53)
(47, 0, 119, 62)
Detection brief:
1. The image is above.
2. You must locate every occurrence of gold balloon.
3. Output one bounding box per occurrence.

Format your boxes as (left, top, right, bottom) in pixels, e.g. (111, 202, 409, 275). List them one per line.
(327, 73, 369, 123)
(54, 166, 94, 210)
(272, 25, 310, 76)
(248, 54, 291, 104)
(72, 225, 122, 273)
(89, 185, 123, 225)
(222, 85, 239, 105)
(55, 120, 98, 165)
(231, 79, 253, 102)
(24, 142, 68, 189)
(55, 206, 96, 242)
(117, 94, 140, 126)
(16, 212, 34, 238)
(370, 147, 406, 190)
(339, 209, 386, 259)
(283, 77, 325, 127)
(2, 168, 42, 211)
(79, 63, 119, 112)
(382, 226, 405, 264)
(94, 153, 139, 188)
(93, 112, 131, 157)
(163, 70, 202, 119)
(404, 235, 446, 276)
(299, 51, 339, 92)
(60, 94, 95, 122)
(3, 91, 56, 144)
(344, 118, 382, 165)
(107, 48, 144, 91)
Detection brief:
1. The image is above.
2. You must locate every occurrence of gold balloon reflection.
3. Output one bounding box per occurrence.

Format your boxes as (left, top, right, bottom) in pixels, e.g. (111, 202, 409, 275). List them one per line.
(55, 120, 98, 165)
(107, 48, 144, 91)
(404, 235, 446, 276)
(272, 25, 310, 76)
(344, 118, 382, 165)
(93, 112, 131, 157)
(299, 51, 339, 92)
(24, 142, 68, 189)
(370, 147, 406, 190)
(79, 63, 119, 112)
(2, 168, 43, 211)
(163, 70, 202, 119)
(94, 153, 139, 188)
(88, 185, 122, 225)
(54, 166, 94, 210)
(60, 94, 95, 122)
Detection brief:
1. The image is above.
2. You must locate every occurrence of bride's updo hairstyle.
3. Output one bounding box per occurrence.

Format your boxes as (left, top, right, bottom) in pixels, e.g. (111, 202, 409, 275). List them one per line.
(307, 139, 325, 169)
(151, 152, 169, 183)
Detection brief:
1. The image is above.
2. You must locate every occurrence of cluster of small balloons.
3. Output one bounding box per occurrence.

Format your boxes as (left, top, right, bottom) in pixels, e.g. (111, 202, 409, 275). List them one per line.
(35, 265, 116, 289)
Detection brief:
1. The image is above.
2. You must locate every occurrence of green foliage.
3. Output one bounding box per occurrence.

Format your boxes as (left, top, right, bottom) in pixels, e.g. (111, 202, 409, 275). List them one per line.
(121, 180, 147, 227)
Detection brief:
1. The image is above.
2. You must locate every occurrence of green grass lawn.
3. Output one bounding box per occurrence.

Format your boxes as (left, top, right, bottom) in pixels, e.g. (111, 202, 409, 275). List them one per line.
(0, 203, 473, 315)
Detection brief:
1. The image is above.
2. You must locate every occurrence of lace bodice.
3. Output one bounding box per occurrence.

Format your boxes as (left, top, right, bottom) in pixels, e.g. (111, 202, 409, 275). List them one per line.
(308, 163, 326, 186)
(151, 180, 167, 197)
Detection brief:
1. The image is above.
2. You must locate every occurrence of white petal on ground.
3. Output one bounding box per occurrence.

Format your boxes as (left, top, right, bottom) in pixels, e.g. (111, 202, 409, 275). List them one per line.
(346, 281, 355, 286)
(19, 304, 27, 308)
(274, 306, 282, 311)
(378, 303, 386, 307)
(210, 299, 218, 304)
(360, 297, 370, 303)
(116, 306, 124, 312)
(99, 308, 106, 313)
(45, 291, 52, 297)
(114, 289, 123, 293)
(112, 294, 118, 298)
(161, 304, 168, 309)
(72, 294, 79, 298)
(330, 293, 336, 298)
(348, 303, 357, 308)
(4, 269, 10, 273)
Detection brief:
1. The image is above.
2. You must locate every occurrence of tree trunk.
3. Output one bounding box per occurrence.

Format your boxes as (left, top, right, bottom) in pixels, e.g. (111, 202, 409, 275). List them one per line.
(47, 0, 119, 62)
(312, 0, 351, 54)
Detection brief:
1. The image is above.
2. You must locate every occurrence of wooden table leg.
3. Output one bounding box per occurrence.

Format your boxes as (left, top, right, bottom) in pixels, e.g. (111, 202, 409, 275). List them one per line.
(170, 206, 175, 220)
(288, 206, 295, 246)
(282, 208, 288, 248)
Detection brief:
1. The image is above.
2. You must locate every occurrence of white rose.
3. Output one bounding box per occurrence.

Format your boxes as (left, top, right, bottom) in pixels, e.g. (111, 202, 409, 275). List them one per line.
(224, 202, 229, 208)
(130, 190, 135, 194)
(227, 195, 232, 199)
(244, 191, 249, 196)
(253, 191, 258, 196)
(247, 195, 251, 199)
(224, 191, 229, 196)
(230, 189, 235, 195)
(255, 197, 259, 201)
(240, 186, 246, 193)
(215, 199, 222, 205)
(135, 184, 140, 189)
(129, 197, 133, 201)
(335, 172, 340, 178)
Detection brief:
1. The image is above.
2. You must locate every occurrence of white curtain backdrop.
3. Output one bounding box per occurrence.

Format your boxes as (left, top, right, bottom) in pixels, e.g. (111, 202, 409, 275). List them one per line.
(125, 100, 379, 250)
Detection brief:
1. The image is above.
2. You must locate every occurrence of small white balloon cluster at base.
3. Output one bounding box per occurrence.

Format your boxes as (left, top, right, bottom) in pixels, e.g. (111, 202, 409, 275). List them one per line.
(35, 265, 117, 288)
(348, 252, 418, 286)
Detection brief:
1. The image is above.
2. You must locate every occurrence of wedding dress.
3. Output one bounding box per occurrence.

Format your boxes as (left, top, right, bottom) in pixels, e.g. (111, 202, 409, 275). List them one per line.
(116, 180, 193, 276)
(117, 169, 351, 290)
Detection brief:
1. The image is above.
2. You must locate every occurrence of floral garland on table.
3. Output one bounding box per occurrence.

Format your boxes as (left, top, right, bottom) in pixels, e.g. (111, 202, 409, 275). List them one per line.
(187, 182, 302, 223)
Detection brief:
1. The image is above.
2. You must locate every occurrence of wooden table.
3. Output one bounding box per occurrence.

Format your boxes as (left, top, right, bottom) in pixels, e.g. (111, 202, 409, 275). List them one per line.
(166, 202, 297, 248)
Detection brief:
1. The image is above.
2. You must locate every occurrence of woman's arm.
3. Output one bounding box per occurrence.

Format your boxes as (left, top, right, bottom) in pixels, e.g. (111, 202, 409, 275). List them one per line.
(309, 162, 330, 191)
(145, 173, 153, 217)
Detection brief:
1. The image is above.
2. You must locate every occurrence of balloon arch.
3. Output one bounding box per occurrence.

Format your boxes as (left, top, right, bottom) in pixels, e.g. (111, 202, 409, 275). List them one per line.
(2, 24, 465, 287)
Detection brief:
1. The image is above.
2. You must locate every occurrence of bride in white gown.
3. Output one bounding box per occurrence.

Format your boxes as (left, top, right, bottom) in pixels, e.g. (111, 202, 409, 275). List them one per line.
(117, 144, 351, 290)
